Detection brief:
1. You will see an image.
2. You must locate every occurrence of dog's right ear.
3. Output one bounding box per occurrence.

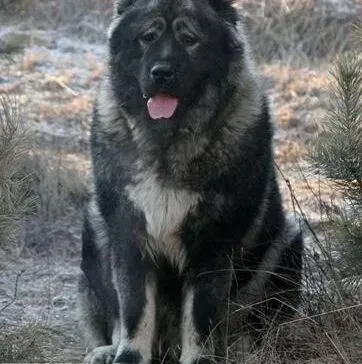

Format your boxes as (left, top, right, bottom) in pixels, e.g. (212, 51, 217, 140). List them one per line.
(108, 0, 136, 39)
(114, 0, 136, 15)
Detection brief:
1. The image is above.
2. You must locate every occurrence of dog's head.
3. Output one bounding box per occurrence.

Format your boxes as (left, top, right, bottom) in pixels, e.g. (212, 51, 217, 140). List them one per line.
(108, 0, 243, 123)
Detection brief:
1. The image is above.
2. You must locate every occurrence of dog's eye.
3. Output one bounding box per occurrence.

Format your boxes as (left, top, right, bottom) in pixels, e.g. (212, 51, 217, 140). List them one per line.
(140, 32, 158, 45)
(180, 34, 197, 47)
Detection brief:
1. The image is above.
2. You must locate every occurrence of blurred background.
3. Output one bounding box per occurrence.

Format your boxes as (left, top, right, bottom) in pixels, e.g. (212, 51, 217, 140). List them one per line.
(0, 1, 361, 363)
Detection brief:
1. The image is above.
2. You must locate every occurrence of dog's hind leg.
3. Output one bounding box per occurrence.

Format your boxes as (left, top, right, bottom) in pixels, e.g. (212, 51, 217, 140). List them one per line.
(78, 273, 118, 364)
(235, 227, 303, 343)
(79, 207, 120, 364)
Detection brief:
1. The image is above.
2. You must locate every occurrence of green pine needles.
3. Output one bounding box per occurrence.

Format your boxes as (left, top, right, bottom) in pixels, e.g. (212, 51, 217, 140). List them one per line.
(311, 32, 362, 277)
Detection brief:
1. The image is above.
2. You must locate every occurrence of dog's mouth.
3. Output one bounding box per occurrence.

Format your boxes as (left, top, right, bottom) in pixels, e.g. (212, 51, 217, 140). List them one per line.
(147, 93, 180, 120)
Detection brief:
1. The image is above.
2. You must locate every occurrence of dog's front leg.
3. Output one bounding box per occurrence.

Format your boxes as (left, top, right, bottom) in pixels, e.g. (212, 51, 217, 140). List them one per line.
(109, 222, 156, 364)
(180, 254, 232, 364)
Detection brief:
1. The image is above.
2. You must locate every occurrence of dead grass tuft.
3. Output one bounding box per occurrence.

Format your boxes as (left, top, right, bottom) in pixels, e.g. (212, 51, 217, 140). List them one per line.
(26, 148, 90, 222)
(276, 141, 307, 164)
(21, 50, 47, 71)
(11, 147, 90, 257)
(0, 323, 48, 362)
(223, 205, 362, 364)
(37, 95, 91, 120)
(277, 105, 299, 129)
(62, 95, 91, 116)
(84, 65, 106, 88)
(42, 73, 74, 92)
(0, 95, 34, 246)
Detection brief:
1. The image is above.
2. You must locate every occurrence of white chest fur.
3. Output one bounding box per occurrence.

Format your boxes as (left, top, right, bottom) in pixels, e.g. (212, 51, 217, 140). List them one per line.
(125, 169, 200, 271)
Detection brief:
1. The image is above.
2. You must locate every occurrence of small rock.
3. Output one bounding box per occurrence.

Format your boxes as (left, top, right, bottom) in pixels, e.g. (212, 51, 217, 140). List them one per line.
(53, 296, 68, 308)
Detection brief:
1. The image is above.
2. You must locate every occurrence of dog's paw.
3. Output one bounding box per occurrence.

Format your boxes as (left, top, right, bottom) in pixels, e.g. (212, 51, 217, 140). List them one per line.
(83, 345, 116, 364)
(113, 349, 142, 363)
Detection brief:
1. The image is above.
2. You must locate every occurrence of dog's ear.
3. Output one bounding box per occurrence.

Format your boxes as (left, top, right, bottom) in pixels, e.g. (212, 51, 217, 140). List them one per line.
(114, 0, 136, 15)
(208, 0, 235, 11)
(208, 0, 238, 24)
(209, 0, 234, 4)
(208, 1, 242, 54)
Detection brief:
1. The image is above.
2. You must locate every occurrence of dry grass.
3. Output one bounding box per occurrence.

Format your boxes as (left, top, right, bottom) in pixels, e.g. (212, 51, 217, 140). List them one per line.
(0, 95, 34, 246)
(9, 0, 359, 59)
(182, 234, 362, 364)
(223, 172, 362, 363)
(8, 146, 89, 258)
(26, 0, 114, 42)
(21, 50, 47, 71)
(37, 95, 91, 120)
(84, 64, 106, 88)
(239, 0, 360, 64)
(41, 73, 74, 92)
(0, 323, 49, 362)
(246, 278, 361, 363)
(276, 141, 308, 164)
(26, 148, 89, 222)
(0, 82, 22, 94)
(279, 70, 330, 99)
(277, 104, 299, 129)
(245, 313, 361, 363)
(0, 93, 89, 248)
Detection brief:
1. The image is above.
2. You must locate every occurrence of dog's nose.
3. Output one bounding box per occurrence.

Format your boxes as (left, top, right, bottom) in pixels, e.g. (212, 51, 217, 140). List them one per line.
(151, 63, 174, 84)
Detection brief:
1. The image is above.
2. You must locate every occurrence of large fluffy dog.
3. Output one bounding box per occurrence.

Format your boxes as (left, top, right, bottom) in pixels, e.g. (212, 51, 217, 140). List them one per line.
(78, 1, 303, 363)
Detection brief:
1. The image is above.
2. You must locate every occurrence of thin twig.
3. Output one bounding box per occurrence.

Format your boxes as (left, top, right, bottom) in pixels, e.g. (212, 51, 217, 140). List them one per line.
(325, 331, 351, 364)
(0, 269, 25, 313)
(279, 303, 362, 327)
(275, 162, 322, 245)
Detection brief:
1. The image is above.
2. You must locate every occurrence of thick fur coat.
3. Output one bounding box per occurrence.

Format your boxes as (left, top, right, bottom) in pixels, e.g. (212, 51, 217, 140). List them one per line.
(78, 1, 303, 363)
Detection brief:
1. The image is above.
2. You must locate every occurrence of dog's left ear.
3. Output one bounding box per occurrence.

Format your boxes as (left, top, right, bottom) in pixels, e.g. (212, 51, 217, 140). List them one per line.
(208, 0, 238, 25)
(208, 0, 235, 6)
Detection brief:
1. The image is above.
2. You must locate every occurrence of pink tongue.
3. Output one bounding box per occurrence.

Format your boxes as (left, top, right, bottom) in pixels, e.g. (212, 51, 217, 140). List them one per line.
(147, 94, 179, 120)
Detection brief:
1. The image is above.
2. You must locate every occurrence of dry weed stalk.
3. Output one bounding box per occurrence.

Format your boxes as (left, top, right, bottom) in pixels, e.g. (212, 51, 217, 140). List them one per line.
(0, 95, 34, 246)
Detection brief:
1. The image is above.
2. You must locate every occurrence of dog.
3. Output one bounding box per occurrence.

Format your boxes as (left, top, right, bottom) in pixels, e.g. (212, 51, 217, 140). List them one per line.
(78, 1, 303, 363)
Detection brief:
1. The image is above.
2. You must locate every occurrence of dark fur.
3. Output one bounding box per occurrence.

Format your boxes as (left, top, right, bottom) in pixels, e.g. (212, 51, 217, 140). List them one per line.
(78, 1, 303, 363)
